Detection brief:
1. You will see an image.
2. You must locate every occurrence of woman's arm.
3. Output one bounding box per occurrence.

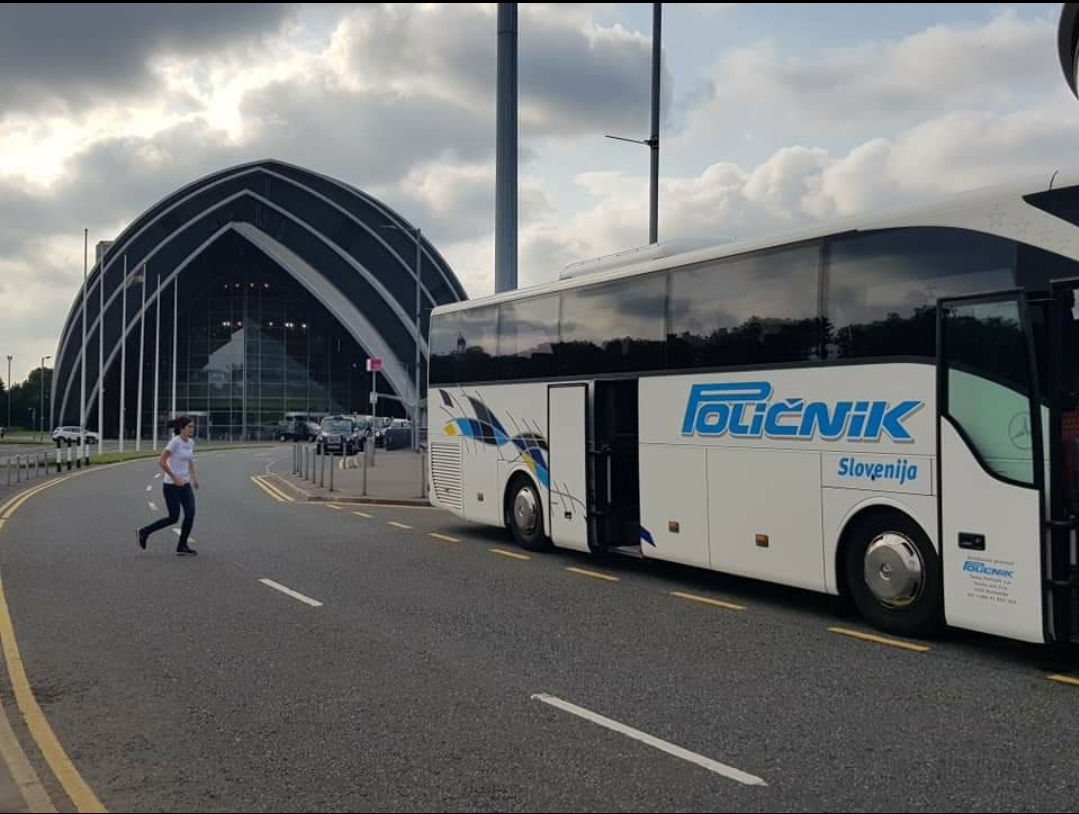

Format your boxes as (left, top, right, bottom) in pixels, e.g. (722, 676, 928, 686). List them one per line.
(159, 448, 179, 483)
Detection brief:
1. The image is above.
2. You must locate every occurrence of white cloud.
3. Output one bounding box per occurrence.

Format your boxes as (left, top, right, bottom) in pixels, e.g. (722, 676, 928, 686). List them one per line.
(673, 7, 1065, 162)
(504, 99, 1079, 290)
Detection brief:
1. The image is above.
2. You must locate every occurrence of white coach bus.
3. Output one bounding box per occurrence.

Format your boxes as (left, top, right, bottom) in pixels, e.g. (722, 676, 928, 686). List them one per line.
(427, 172, 1079, 645)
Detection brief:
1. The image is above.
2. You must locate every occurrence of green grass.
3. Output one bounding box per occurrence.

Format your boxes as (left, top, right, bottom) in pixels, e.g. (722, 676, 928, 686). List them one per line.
(2, 444, 275, 469)
(0, 435, 42, 445)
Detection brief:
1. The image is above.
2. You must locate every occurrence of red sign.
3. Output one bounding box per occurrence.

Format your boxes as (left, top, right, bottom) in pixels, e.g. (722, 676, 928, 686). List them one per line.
(366, 358, 382, 373)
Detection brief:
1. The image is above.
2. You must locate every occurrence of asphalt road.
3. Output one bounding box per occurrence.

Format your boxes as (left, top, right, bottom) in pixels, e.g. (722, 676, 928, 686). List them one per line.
(0, 446, 1077, 812)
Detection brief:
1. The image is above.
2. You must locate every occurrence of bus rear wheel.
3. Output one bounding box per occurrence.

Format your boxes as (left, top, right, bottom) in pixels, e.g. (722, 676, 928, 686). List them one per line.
(507, 476, 550, 552)
(843, 511, 942, 638)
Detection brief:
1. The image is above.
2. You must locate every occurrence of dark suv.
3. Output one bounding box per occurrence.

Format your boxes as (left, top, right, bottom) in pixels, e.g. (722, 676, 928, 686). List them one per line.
(276, 419, 316, 442)
(315, 417, 358, 455)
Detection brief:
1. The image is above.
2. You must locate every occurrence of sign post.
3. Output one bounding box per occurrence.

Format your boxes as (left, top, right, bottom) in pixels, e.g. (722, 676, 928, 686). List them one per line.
(366, 358, 381, 465)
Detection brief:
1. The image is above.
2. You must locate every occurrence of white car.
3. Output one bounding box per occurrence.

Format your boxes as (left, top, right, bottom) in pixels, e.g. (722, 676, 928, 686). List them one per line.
(52, 426, 100, 445)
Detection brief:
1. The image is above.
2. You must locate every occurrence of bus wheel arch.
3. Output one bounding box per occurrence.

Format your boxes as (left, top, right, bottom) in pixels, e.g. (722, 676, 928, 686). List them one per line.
(504, 471, 551, 551)
(836, 505, 942, 638)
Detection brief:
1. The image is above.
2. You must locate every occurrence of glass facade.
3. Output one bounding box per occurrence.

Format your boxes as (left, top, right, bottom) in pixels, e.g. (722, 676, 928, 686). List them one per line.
(53, 161, 466, 437)
(102, 232, 398, 442)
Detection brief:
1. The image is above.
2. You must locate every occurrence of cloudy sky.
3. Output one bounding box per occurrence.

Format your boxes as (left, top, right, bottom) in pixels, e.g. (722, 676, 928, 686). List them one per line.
(1, 2, 1076, 383)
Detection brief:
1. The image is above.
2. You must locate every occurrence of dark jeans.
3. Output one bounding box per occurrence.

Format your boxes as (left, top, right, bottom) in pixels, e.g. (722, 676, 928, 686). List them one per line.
(141, 483, 196, 547)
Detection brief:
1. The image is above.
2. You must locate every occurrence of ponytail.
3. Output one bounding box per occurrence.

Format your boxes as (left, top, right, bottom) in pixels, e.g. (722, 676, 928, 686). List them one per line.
(170, 415, 193, 435)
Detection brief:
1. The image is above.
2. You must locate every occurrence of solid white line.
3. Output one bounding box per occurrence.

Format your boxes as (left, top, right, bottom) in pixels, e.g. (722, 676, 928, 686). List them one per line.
(154, 473, 161, 479)
(148, 501, 158, 511)
(530, 694, 767, 787)
(258, 578, 323, 608)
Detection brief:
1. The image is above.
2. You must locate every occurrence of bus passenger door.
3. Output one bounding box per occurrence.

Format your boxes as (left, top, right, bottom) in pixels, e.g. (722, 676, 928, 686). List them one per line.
(547, 384, 591, 552)
(1045, 280, 1079, 643)
(938, 292, 1047, 643)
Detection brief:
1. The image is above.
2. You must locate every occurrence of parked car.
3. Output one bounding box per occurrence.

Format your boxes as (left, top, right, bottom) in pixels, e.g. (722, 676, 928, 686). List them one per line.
(347, 416, 377, 452)
(52, 426, 100, 445)
(276, 418, 317, 442)
(383, 419, 413, 450)
(315, 417, 359, 455)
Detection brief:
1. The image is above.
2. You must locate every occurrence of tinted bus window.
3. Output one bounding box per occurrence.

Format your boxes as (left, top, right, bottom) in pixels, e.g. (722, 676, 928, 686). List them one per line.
(558, 274, 666, 375)
(456, 305, 499, 382)
(667, 244, 821, 369)
(429, 310, 461, 385)
(498, 295, 558, 379)
(826, 227, 1015, 359)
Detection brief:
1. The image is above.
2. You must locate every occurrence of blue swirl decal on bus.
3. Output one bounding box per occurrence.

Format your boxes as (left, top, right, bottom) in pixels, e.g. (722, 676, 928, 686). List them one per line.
(443, 394, 550, 488)
(682, 382, 922, 442)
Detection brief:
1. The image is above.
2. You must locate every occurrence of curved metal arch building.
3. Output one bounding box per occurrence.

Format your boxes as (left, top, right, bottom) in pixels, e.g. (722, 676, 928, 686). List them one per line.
(53, 159, 467, 441)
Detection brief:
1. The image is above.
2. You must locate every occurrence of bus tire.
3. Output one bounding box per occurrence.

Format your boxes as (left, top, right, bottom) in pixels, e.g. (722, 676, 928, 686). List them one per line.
(507, 475, 550, 552)
(843, 510, 942, 638)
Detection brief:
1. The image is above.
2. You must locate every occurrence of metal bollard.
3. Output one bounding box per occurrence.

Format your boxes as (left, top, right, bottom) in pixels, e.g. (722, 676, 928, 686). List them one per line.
(16, 455, 21, 483)
(329, 450, 335, 492)
(319, 449, 325, 488)
(5, 457, 10, 487)
(55, 449, 62, 474)
(362, 438, 369, 497)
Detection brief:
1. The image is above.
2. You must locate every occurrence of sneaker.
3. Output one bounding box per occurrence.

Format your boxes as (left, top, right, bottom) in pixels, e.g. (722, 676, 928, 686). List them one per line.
(175, 545, 197, 556)
(136, 527, 147, 550)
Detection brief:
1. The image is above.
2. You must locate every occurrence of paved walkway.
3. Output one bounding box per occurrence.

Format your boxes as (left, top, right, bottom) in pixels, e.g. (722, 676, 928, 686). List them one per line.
(269, 445, 429, 506)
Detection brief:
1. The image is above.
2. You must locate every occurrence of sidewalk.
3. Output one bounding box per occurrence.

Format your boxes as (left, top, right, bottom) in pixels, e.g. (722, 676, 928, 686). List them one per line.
(269, 446, 430, 507)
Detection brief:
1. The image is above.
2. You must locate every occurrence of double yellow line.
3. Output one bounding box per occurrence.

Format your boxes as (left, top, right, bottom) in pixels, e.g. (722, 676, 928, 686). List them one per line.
(0, 477, 107, 812)
(250, 475, 294, 503)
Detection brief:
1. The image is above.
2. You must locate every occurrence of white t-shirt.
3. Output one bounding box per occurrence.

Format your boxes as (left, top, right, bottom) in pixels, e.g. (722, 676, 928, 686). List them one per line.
(164, 436, 195, 485)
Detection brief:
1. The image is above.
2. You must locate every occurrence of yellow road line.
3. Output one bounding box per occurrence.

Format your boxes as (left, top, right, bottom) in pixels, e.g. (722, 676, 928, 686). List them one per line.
(0, 686, 55, 811)
(566, 567, 620, 582)
(670, 591, 746, 611)
(828, 627, 931, 653)
(250, 476, 284, 503)
(0, 478, 106, 812)
(388, 521, 413, 530)
(352, 511, 373, 519)
(1048, 673, 1079, 688)
(490, 548, 531, 560)
(429, 533, 461, 543)
(257, 477, 294, 503)
(260, 476, 295, 502)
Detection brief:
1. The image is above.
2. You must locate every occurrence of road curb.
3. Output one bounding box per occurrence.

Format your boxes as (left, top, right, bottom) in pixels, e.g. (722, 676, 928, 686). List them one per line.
(264, 471, 431, 507)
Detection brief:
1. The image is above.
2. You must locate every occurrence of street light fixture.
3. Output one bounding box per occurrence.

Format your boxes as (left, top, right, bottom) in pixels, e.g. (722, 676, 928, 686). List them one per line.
(5, 355, 11, 434)
(605, 2, 662, 245)
(39, 355, 51, 442)
(379, 223, 424, 453)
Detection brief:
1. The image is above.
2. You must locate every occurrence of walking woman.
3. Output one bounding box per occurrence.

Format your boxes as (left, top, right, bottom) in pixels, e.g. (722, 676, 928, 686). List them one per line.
(137, 416, 199, 555)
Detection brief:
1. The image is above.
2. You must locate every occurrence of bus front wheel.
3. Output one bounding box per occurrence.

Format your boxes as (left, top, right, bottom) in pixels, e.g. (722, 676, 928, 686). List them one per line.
(507, 477, 550, 552)
(843, 511, 942, 638)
